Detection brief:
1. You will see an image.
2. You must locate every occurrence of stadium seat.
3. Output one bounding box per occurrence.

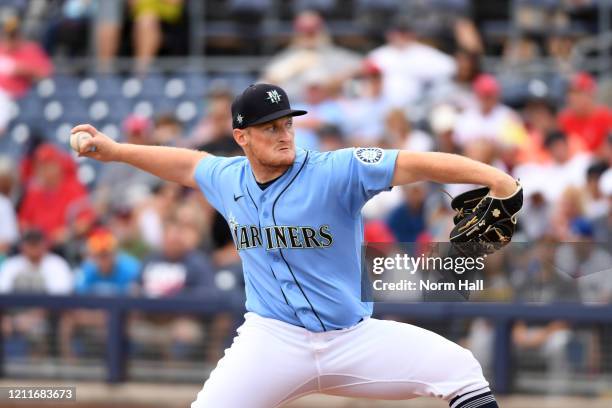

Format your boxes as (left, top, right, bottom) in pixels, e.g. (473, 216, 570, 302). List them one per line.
(79, 78, 99, 99)
(60, 99, 89, 122)
(88, 100, 111, 121)
(164, 77, 187, 99)
(17, 94, 44, 120)
(140, 74, 167, 97)
(122, 77, 143, 99)
(43, 100, 64, 122)
(177, 73, 208, 97)
(356, 0, 400, 12)
(293, 0, 337, 14)
(92, 74, 123, 97)
(97, 97, 131, 121)
(53, 74, 80, 97)
(210, 73, 256, 94)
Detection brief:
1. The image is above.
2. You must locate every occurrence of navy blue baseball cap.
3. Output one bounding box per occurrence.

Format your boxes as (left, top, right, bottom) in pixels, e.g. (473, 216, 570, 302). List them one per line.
(231, 83, 307, 129)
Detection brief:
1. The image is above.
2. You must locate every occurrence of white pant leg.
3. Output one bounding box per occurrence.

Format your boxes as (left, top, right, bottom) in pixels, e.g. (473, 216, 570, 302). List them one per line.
(191, 313, 319, 408)
(316, 318, 489, 401)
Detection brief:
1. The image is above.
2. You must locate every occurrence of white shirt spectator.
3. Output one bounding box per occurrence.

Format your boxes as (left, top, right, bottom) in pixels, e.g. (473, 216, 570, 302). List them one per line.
(513, 154, 592, 204)
(0, 194, 18, 247)
(340, 97, 392, 143)
(453, 104, 520, 147)
(368, 42, 456, 107)
(403, 129, 434, 152)
(138, 206, 163, 250)
(361, 188, 403, 220)
(0, 253, 73, 294)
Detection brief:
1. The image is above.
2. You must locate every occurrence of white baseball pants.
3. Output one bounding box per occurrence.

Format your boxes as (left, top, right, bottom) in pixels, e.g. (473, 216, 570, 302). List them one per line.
(192, 312, 490, 408)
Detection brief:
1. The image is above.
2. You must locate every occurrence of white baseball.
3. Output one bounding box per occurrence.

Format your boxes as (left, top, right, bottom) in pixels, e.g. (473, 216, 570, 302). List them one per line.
(70, 131, 93, 153)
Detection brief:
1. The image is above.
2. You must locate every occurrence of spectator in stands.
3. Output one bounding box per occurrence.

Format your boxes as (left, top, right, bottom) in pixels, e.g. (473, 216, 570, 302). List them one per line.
(555, 219, 612, 304)
(432, 48, 481, 111)
(317, 124, 345, 152)
(0, 156, 18, 260)
(514, 131, 592, 204)
(340, 60, 393, 145)
(136, 181, 181, 250)
(75, 228, 141, 296)
(385, 109, 433, 152)
(386, 183, 428, 243)
(0, 13, 52, 98)
(558, 72, 612, 155)
(0, 228, 72, 294)
(516, 97, 558, 164)
(42, 0, 94, 57)
(107, 202, 150, 259)
(513, 237, 579, 303)
(583, 161, 609, 220)
(367, 17, 456, 108)
(512, 237, 577, 394)
(428, 104, 459, 154)
(18, 144, 95, 250)
(293, 70, 344, 150)
(520, 189, 552, 241)
(59, 228, 141, 359)
(547, 31, 580, 75)
(95, 115, 158, 212)
(95, 0, 124, 72)
(0, 228, 73, 358)
(501, 34, 540, 69)
(453, 74, 525, 152)
(550, 186, 587, 241)
(152, 112, 182, 146)
(139, 216, 215, 298)
(593, 168, 612, 243)
(189, 88, 240, 156)
(133, 216, 229, 362)
(262, 10, 361, 101)
(173, 198, 207, 252)
(386, 0, 483, 55)
(130, 0, 185, 73)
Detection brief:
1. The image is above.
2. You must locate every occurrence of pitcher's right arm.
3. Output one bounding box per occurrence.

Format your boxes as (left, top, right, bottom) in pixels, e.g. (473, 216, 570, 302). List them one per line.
(71, 124, 209, 189)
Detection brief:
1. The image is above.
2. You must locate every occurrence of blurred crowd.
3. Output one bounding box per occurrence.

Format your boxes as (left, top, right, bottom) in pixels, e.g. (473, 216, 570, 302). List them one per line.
(0, 1, 610, 378)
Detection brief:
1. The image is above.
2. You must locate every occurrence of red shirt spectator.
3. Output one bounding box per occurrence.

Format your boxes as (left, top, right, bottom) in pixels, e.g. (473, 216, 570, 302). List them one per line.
(0, 15, 52, 98)
(18, 144, 94, 245)
(558, 72, 612, 154)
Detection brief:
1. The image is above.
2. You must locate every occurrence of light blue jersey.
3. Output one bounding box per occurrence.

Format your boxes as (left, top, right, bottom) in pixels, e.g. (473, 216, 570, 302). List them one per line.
(195, 147, 399, 332)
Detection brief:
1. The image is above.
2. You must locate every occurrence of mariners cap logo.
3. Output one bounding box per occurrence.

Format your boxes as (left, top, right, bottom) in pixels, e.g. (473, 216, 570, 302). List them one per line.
(354, 147, 384, 164)
(266, 90, 282, 104)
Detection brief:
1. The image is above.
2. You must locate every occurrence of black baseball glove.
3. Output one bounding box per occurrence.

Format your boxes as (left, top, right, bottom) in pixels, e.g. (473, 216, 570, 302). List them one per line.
(449, 182, 523, 255)
(450, 186, 490, 225)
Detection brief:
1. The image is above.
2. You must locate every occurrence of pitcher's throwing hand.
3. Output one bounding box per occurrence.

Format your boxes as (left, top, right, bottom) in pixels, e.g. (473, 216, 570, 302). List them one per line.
(70, 124, 118, 162)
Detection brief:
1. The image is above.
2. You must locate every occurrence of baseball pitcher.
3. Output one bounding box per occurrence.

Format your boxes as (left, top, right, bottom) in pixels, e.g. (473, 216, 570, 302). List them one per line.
(72, 84, 521, 408)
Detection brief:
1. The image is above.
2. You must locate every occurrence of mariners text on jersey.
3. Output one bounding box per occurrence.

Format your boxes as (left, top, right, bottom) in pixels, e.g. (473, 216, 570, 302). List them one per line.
(195, 147, 399, 332)
(230, 223, 333, 250)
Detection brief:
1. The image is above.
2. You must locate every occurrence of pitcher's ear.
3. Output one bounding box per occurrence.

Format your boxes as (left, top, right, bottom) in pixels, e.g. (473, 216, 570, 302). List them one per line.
(234, 128, 247, 147)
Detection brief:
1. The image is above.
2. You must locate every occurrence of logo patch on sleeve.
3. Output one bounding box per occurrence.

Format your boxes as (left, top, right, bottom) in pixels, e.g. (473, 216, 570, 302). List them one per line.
(354, 147, 384, 164)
